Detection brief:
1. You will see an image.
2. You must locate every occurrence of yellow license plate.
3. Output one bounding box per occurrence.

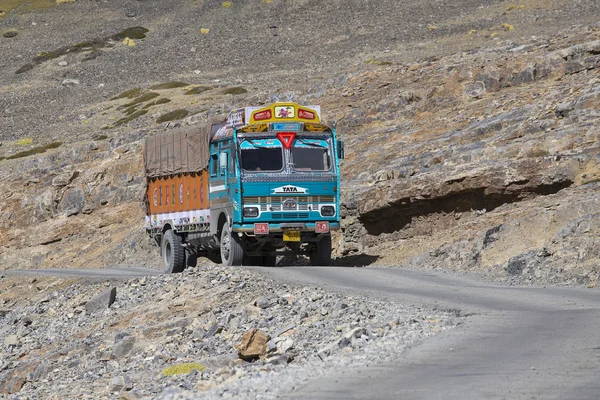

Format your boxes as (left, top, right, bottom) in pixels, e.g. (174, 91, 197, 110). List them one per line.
(283, 230, 301, 242)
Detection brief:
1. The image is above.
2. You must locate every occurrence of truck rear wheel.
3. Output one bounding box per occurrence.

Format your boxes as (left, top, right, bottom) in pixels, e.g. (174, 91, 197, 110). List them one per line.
(220, 224, 244, 266)
(310, 235, 332, 266)
(162, 230, 185, 274)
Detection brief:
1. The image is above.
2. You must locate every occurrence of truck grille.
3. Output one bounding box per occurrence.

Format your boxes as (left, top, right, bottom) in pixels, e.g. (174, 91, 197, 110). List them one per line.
(244, 195, 334, 211)
(271, 213, 310, 220)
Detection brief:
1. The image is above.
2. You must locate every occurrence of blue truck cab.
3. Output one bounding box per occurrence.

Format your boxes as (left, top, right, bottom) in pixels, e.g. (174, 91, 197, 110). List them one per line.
(208, 102, 344, 266)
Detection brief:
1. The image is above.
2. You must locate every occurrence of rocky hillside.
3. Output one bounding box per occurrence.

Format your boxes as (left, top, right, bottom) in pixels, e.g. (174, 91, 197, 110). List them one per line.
(1, 0, 599, 286)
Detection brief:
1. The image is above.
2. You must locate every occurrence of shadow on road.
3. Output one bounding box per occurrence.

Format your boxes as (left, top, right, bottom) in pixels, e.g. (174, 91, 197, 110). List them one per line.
(332, 254, 379, 267)
(272, 254, 379, 268)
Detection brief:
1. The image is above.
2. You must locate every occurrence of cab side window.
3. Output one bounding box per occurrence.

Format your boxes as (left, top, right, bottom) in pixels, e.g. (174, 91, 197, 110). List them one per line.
(210, 154, 218, 177)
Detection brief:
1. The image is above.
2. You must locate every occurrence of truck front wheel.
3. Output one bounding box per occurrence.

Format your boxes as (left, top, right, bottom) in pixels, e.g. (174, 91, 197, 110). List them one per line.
(310, 235, 332, 266)
(220, 224, 244, 266)
(161, 230, 185, 274)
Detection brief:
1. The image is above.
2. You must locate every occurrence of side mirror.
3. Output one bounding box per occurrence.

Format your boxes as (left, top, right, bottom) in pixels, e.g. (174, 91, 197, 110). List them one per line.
(219, 152, 228, 169)
(337, 140, 345, 160)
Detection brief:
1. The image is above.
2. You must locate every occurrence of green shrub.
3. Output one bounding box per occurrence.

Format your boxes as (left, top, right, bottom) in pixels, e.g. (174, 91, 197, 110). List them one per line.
(143, 98, 172, 109)
(151, 81, 189, 90)
(6, 142, 62, 160)
(120, 92, 160, 108)
(111, 27, 149, 41)
(185, 86, 212, 95)
(161, 363, 205, 376)
(221, 87, 247, 95)
(156, 109, 189, 123)
(111, 88, 142, 101)
(112, 110, 148, 127)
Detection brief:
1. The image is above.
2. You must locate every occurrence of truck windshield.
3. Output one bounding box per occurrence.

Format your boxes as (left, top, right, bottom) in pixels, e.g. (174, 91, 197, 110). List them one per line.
(241, 146, 283, 172)
(291, 146, 331, 171)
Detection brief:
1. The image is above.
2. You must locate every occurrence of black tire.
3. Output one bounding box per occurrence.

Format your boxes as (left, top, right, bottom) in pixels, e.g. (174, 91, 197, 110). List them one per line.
(310, 235, 332, 266)
(161, 230, 185, 274)
(220, 224, 244, 266)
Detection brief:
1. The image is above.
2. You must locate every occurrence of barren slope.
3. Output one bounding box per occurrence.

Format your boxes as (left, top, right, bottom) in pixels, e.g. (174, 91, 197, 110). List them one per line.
(0, 0, 599, 286)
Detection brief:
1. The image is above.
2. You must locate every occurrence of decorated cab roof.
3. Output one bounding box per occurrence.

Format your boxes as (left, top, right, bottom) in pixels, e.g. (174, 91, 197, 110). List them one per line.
(231, 103, 326, 127)
(212, 102, 330, 140)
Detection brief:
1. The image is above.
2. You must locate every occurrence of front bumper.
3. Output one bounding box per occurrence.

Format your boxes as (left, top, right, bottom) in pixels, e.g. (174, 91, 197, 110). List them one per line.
(233, 222, 340, 233)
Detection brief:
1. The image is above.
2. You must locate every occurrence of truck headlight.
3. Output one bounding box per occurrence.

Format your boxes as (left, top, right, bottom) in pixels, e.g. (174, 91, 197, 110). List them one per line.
(243, 207, 259, 218)
(320, 206, 335, 216)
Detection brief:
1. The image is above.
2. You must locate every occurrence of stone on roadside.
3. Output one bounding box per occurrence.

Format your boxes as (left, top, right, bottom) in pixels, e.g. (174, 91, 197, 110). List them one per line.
(464, 81, 485, 98)
(109, 375, 133, 392)
(4, 335, 18, 348)
(255, 297, 271, 309)
(235, 328, 270, 361)
(7, 376, 26, 394)
(85, 287, 117, 313)
(113, 335, 135, 358)
(274, 322, 296, 338)
(61, 79, 80, 86)
(276, 338, 294, 354)
(29, 362, 51, 382)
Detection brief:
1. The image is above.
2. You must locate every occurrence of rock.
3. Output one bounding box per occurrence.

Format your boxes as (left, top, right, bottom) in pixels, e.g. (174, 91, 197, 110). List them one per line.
(255, 297, 271, 309)
(204, 323, 223, 337)
(343, 327, 368, 342)
(555, 101, 573, 118)
(58, 187, 85, 216)
(61, 79, 80, 86)
(29, 362, 51, 382)
(4, 335, 18, 347)
(7, 376, 25, 394)
(85, 287, 117, 313)
(274, 323, 296, 337)
(58, 61, 68, 67)
(235, 328, 270, 361)
(109, 375, 133, 392)
(113, 335, 136, 358)
(464, 81, 485, 98)
(276, 338, 294, 354)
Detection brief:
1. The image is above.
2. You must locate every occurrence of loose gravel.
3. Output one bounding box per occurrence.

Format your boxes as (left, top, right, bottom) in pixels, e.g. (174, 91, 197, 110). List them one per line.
(0, 266, 459, 398)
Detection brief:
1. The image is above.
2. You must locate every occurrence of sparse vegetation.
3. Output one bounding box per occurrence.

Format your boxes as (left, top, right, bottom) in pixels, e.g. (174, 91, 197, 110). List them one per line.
(0, 0, 57, 23)
(111, 88, 142, 101)
(156, 109, 189, 123)
(143, 98, 172, 109)
(5, 142, 62, 160)
(150, 81, 189, 90)
(161, 363, 205, 376)
(185, 86, 212, 95)
(120, 92, 160, 108)
(221, 87, 247, 95)
(527, 148, 550, 158)
(112, 110, 148, 127)
(111, 27, 149, 41)
(92, 134, 109, 141)
(365, 58, 393, 66)
(15, 63, 34, 74)
(15, 27, 149, 74)
(16, 138, 33, 145)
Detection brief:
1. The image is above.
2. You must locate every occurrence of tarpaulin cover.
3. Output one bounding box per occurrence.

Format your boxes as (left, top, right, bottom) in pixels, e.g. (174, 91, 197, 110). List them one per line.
(144, 125, 212, 178)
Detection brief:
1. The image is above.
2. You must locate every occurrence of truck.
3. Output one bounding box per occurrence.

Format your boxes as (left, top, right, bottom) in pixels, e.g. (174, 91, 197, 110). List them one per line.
(144, 102, 344, 273)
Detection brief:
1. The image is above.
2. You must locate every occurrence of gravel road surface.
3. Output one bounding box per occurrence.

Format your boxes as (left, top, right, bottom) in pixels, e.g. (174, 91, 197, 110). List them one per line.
(6, 265, 599, 399)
